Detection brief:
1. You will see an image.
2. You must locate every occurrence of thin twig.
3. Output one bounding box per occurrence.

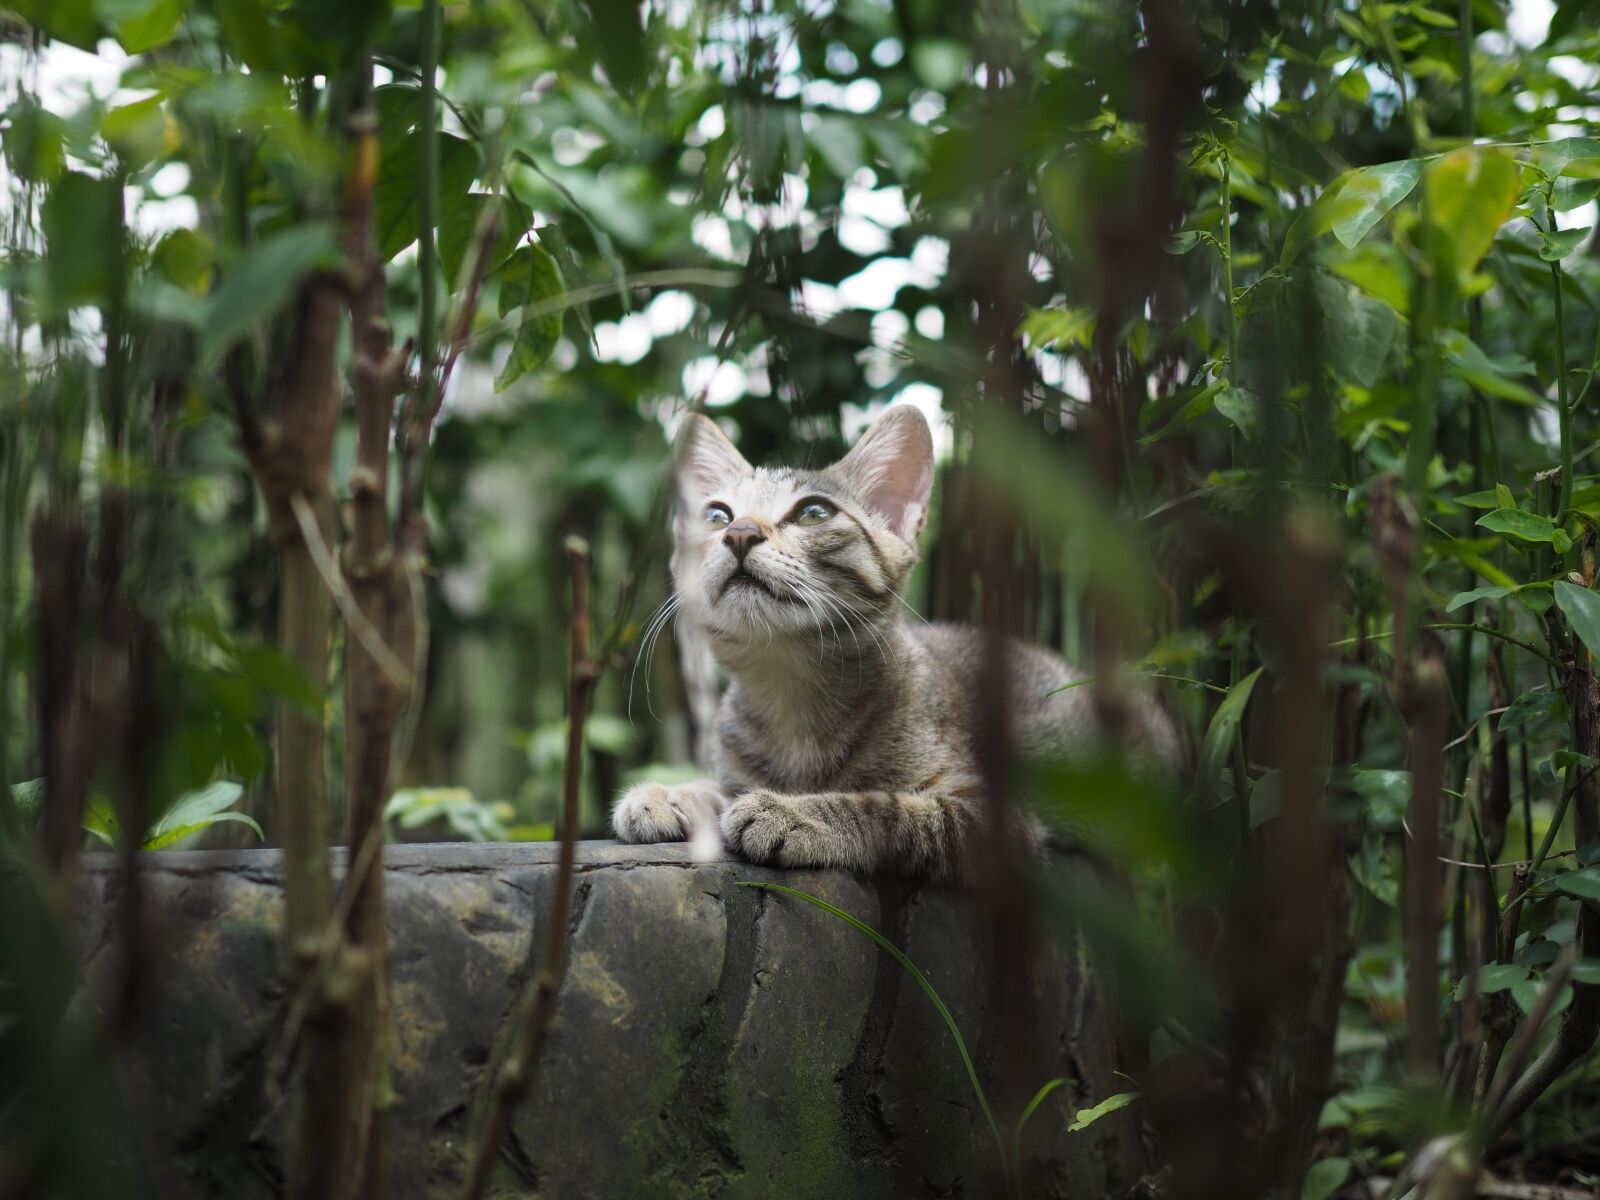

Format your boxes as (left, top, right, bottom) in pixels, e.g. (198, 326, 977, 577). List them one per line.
(461, 538, 597, 1200)
(288, 491, 413, 687)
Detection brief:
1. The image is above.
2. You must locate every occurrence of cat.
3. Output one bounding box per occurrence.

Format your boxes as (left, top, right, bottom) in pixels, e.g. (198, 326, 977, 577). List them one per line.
(611, 404, 1177, 884)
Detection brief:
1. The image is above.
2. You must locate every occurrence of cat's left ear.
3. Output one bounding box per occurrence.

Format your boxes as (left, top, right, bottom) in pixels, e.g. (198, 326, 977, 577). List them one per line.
(835, 405, 935, 542)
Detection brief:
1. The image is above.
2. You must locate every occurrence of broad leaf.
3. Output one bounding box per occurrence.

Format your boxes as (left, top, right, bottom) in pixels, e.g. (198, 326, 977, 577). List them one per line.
(201, 222, 341, 363)
(1476, 508, 1561, 545)
(1445, 585, 1512, 613)
(1068, 1092, 1138, 1132)
(1540, 226, 1591, 261)
(1555, 581, 1600, 659)
(438, 194, 533, 289)
(142, 782, 260, 850)
(1424, 148, 1520, 276)
(1330, 160, 1422, 248)
(1303, 1158, 1351, 1200)
(374, 130, 479, 264)
(8, 779, 45, 824)
(1453, 963, 1528, 999)
(494, 243, 566, 392)
(1554, 866, 1600, 902)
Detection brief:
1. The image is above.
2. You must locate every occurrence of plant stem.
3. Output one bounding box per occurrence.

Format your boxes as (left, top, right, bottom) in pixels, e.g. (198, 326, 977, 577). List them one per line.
(1550, 211, 1573, 525)
(417, 0, 440, 414)
(462, 538, 597, 1200)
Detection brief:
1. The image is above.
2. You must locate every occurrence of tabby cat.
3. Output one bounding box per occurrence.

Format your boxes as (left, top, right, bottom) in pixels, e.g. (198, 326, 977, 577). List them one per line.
(612, 405, 1176, 884)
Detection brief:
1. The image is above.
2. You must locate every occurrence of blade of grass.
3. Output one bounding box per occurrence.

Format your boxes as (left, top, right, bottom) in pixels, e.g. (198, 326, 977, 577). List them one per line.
(1011, 1076, 1067, 1172)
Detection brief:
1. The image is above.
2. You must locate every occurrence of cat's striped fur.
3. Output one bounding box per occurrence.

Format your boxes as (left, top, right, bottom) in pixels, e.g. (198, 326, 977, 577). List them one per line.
(612, 405, 1177, 884)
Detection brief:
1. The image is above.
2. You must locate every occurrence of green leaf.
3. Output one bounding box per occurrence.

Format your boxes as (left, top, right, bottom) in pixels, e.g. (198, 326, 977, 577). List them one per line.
(142, 782, 259, 850)
(8, 779, 45, 824)
(201, 222, 341, 363)
(234, 642, 323, 714)
(911, 39, 969, 90)
(1318, 273, 1399, 388)
(438, 194, 532, 290)
(1499, 688, 1560, 732)
(1282, 160, 1420, 265)
(1440, 331, 1544, 406)
(809, 115, 865, 180)
(2, 99, 67, 184)
(1453, 963, 1528, 999)
(1214, 386, 1257, 439)
(1330, 160, 1422, 248)
(7, 0, 98, 46)
(1197, 667, 1262, 793)
(1425, 148, 1520, 276)
(99, 0, 188, 53)
(1513, 977, 1573, 1017)
(1540, 227, 1591, 261)
(1445, 585, 1512, 613)
(1067, 1091, 1138, 1133)
(1476, 508, 1561, 545)
(1554, 866, 1600, 902)
(374, 130, 479, 265)
(1303, 1157, 1352, 1200)
(1570, 960, 1600, 985)
(142, 811, 263, 851)
(1453, 489, 1500, 509)
(1021, 306, 1096, 352)
(82, 797, 121, 847)
(1555, 581, 1600, 659)
(494, 243, 565, 392)
(42, 171, 124, 308)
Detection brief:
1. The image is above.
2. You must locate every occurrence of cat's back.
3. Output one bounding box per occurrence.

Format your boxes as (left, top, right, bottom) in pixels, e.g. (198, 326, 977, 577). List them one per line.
(909, 622, 1175, 762)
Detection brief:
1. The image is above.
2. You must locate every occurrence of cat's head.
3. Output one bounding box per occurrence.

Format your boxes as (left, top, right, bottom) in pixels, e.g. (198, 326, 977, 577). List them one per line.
(671, 405, 934, 646)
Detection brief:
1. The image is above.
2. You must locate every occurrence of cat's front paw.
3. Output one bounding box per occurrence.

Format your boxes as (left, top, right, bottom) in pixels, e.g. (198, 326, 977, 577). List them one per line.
(612, 780, 726, 844)
(720, 791, 840, 869)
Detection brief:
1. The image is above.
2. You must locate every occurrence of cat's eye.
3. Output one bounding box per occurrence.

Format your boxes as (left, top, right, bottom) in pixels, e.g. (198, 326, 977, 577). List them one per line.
(795, 500, 835, 526)
(704, 502, 733, 527)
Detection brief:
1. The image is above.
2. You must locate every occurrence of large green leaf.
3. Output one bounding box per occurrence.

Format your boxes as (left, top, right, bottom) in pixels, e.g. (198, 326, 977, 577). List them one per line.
(1318, 272, 1399, 388)
(494, 242, 565, 392)
(1281, 159, 1421, 265)
(1445, 584, 1512, 612)
(41, 171, 124, 308)
(8, 0, 98, 46)
(1440, 330, 1544, 406)
(1476, 507, 1565, 546)
(1329, 159, 1422, 248)
(374, 130, 479, 264)
(99, 0, 188, 53)
(1424, 148, 1520, 276)
(1196, 667, 1261, 794)
(142, 782, 261, 850)
(200, 222, 341, 363)
(438, 194, 533, 290)
(1556, 581, 1600, 659)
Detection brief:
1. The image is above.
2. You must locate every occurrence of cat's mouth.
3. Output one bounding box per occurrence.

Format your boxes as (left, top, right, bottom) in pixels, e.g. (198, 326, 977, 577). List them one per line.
(718, 567, 798, 605)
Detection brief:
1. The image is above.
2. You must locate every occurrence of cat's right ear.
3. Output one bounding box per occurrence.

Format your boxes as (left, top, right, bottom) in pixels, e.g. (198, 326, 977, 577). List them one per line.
(676, 414, 753, 499)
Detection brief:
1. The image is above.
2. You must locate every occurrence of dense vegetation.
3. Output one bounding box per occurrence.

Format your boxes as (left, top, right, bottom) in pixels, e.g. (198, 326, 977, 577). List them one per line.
(4, 0, 1600, 1195)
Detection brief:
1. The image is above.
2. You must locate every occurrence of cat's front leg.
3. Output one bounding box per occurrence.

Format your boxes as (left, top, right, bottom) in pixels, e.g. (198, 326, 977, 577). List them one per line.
(720, 789, 988, 885)
(612, 780, 729, 844)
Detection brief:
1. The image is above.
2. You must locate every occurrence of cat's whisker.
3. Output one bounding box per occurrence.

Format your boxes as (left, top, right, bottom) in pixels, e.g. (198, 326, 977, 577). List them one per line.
(629, 594, 682, 722)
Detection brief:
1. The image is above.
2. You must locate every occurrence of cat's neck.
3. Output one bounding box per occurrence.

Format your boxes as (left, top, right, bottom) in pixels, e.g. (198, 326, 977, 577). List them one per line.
(715, 620, 909, 747)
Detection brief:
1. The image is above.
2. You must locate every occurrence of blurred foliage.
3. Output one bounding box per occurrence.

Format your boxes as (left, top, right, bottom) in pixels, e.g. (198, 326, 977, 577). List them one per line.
(5, 0, 1600, 1194)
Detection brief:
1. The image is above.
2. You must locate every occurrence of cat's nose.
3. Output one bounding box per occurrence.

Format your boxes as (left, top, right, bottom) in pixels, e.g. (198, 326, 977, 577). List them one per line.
(722, 520, 766, 562)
